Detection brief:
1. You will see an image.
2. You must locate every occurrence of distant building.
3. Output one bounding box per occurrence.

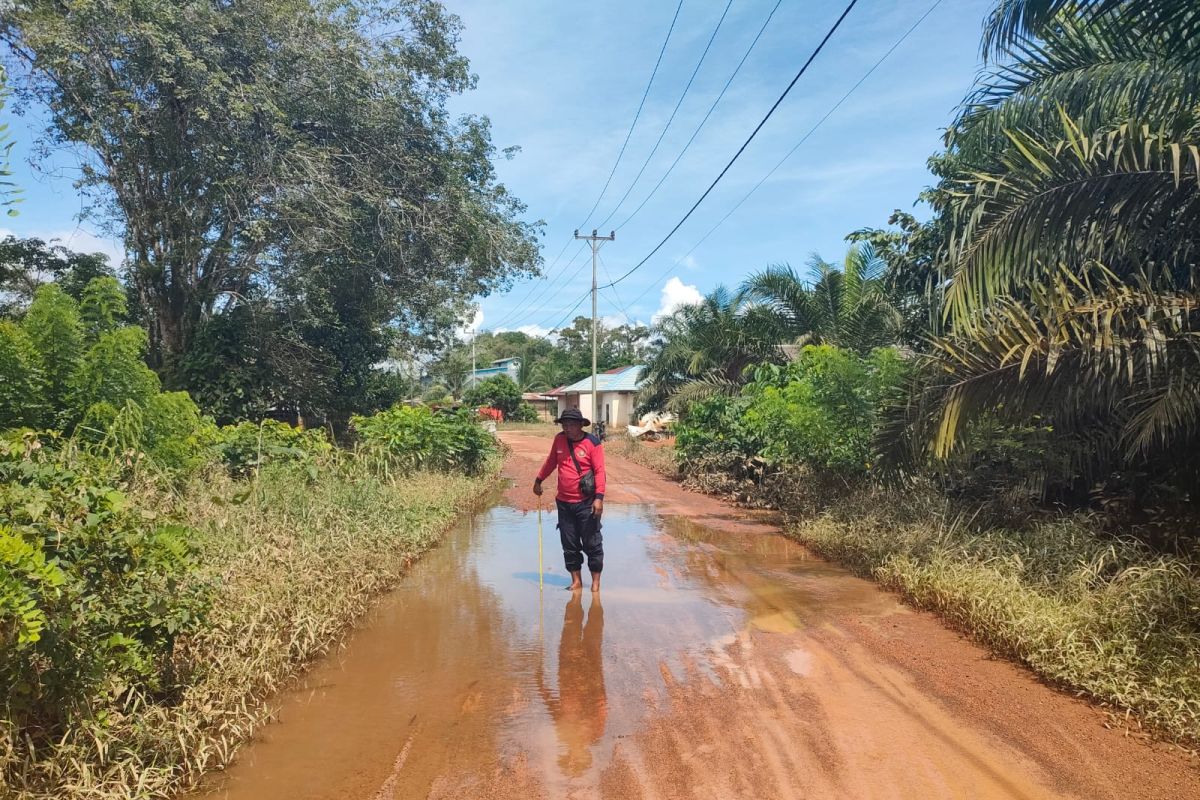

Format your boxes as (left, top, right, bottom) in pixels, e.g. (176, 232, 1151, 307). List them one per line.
(468, 356, 520, 388)
(522, 391, 557, 420)
(548, 365, 644, 427)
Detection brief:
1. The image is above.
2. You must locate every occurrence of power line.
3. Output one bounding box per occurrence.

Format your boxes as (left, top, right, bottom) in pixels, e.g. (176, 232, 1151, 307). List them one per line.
(613, 0, 784, 232)
(599, 0, 860, 292)
(577, 0, 685, 229)
(488, 0, 685, 333)
(486, 241, 586, 331)
(621, 0, 946, 311)
(594, 0, 735, 230)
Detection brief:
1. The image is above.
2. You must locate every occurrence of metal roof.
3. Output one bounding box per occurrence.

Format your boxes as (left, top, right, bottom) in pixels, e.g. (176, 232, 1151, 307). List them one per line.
(556, 365, 644, 395)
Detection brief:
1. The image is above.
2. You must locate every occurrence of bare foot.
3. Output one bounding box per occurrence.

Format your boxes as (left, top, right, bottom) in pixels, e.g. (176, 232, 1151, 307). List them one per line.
(567, 571, 584, 592)
(591, 577, 601, 593)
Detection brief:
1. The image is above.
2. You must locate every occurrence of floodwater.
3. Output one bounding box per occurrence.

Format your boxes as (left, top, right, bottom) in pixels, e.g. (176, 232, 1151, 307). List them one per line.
(193, 502, 903, 800)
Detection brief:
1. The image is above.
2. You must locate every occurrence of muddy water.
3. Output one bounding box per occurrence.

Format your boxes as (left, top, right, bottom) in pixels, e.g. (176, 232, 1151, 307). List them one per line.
(193, 502, 902, 800)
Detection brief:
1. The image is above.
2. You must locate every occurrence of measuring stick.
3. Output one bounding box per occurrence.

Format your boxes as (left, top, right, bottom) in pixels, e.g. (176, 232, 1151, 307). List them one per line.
(537, 503, 544, 590)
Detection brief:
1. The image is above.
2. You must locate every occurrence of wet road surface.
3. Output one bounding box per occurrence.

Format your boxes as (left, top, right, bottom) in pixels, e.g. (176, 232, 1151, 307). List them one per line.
(192, 435, 1200, 800)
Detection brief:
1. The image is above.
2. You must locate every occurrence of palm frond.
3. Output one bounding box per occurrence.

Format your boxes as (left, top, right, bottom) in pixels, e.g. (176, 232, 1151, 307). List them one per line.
(944, 118, 1200, 322)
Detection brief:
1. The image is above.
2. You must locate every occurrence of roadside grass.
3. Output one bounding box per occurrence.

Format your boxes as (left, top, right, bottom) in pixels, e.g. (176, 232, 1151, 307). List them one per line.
(786, 486, 1200, 745)
(2, 455, 502, 800)
(608, 435, 678, 479)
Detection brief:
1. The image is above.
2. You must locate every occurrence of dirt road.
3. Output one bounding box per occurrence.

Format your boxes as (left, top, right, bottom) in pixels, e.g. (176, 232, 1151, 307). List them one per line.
(196, 431, 1199, 800)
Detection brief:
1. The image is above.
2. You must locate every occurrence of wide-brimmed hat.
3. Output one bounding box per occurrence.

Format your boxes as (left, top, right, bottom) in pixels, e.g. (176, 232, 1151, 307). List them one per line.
(553, 408, 591, 426)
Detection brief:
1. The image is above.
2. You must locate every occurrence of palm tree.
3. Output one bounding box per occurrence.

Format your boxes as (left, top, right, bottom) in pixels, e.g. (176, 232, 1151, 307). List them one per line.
(888, 0, 1200, 495)
(638, 286, 779, 413)
(738, 243, 902, 355)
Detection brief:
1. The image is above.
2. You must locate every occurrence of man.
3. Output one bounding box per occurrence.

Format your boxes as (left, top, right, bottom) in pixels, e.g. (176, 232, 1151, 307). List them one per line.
(533, 407, 606, 592)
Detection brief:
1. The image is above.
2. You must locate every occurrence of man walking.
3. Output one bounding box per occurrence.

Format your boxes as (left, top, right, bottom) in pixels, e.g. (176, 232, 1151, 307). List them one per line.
(533, 408, 606, 592)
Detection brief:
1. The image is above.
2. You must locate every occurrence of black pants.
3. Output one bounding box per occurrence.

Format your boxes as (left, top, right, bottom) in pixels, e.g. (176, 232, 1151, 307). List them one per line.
(557, 498, 603, 573)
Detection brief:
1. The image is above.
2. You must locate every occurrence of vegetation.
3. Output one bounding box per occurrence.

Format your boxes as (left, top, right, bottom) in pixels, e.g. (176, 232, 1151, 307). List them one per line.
(790, 488, 1200, 743)
(2, 0, 539, 427)
(639, 0, 1200, 743)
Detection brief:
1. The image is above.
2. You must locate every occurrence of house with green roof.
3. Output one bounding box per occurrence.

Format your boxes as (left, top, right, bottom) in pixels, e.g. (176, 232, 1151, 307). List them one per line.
(548, 365, 644, 427)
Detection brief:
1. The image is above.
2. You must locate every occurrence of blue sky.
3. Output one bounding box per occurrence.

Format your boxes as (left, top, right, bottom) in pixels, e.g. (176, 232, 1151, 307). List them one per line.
(1, 0, 994, 338)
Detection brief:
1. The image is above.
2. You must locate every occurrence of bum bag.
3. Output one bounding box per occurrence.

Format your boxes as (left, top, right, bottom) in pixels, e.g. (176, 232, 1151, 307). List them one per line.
(567, 438, 597, 498)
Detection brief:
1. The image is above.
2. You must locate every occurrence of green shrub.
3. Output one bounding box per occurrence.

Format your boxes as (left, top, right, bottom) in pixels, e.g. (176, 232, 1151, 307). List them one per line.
(421, 383, 452, 405)
(78, 275, 128, 340)
(462, 374, 522, 417)
(21, 283, 82, 423)
(353, 405, 495, 475)
(213, 419, 332, 478)
(72, 326, 160, 415)
(509, 401, 540, 423)
(742, 346, 909, 474)
(0, 434, 209, 737)
(0, 320, 47, 429)
(140, 392, 217, 475)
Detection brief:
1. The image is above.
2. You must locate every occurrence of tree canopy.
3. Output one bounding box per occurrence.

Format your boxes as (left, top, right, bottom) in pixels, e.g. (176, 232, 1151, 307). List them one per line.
(2, 0, 541, 424)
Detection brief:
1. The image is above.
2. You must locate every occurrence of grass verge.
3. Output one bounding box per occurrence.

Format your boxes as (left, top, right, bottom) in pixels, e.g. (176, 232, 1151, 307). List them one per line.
(2, 455, 502, 799)
(784, 486, 1200, 745)
(607, 436, 678, 479)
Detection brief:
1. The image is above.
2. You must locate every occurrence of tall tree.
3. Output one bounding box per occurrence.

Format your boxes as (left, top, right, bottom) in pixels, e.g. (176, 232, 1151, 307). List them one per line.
(1, 0, 539, 374)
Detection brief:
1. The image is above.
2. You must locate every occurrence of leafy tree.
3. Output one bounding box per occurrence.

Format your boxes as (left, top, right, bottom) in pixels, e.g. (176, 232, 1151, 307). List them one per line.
(0, 66, 18, 217)
(173, 303, 336, 426)
(73, 326, 160, 414)
(0, 320, 46, 428)
(0, 236, 113, 317)
(21, 284, 83, 421)
(884, 0, 1200, 504)
(463, 374, 522, 417)
(2, 0, 539, 375)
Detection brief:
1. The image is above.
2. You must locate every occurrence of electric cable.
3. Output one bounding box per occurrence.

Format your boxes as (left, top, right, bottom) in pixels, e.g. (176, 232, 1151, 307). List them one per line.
(619, 0, 946, 311)
(593, 0, 736, 230)
(487, 0, 685, 332)
(613, 0, 784, 232)
(598, 0, 860, 291)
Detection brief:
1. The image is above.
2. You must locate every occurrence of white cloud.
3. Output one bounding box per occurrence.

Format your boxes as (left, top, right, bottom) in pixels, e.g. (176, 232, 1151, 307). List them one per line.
(682, 254, 699, 270)
(515, 324, 552, 338)
(653, 276, 702, 323)
(0, 226, 126, 268)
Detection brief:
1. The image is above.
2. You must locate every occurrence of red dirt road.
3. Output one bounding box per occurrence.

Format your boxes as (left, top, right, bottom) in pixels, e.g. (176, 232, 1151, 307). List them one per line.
(501, 430, 1199, 799)
(200, 431, 1200, 800)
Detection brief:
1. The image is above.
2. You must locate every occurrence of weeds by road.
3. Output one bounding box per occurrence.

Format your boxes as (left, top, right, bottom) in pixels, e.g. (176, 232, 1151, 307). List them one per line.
(2, 456, 502, 800)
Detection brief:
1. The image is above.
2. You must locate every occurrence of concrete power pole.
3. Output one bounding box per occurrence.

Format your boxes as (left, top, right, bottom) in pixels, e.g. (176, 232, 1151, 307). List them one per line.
(574, 228, 615, 426)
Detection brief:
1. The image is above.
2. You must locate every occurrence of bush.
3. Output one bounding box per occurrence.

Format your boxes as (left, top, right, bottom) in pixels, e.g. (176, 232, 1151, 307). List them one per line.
(0, 434, 209, 737)
(0, 320, 47, 429)
(508, 401, 540, 423)
(420, 383, 452, 405)
(213, 420, 333, 478)
(21, 284, 82, 423)
(353, 405, 495, 475)
(462, 374, 522, 417)
(742, 346, 909, 475)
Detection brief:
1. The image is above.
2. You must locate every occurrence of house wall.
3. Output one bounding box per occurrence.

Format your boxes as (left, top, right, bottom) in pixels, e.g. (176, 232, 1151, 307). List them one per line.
(557, 392, 636, 427)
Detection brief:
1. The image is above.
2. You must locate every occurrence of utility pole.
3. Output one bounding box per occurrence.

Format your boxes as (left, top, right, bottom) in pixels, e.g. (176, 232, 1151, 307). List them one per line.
(574, 228, 615, 425)
(471, 333, 476, 391)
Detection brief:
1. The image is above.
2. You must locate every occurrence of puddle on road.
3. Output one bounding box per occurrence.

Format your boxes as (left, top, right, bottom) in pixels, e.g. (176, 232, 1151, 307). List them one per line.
(194, 502, 898, 800)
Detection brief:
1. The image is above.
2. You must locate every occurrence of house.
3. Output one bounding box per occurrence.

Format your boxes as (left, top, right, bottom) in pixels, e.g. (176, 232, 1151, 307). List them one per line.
(549, 365, 644, 427)
(521, 391, 558, 420)
(468, 356, 520, 388)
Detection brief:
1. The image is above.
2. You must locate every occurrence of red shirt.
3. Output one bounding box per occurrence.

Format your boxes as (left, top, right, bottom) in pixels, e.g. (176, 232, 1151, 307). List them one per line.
(537, 432, 607, 503)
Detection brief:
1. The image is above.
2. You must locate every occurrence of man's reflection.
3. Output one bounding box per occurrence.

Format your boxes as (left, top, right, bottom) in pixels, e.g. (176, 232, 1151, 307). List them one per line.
(538, 592, 607, 777)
